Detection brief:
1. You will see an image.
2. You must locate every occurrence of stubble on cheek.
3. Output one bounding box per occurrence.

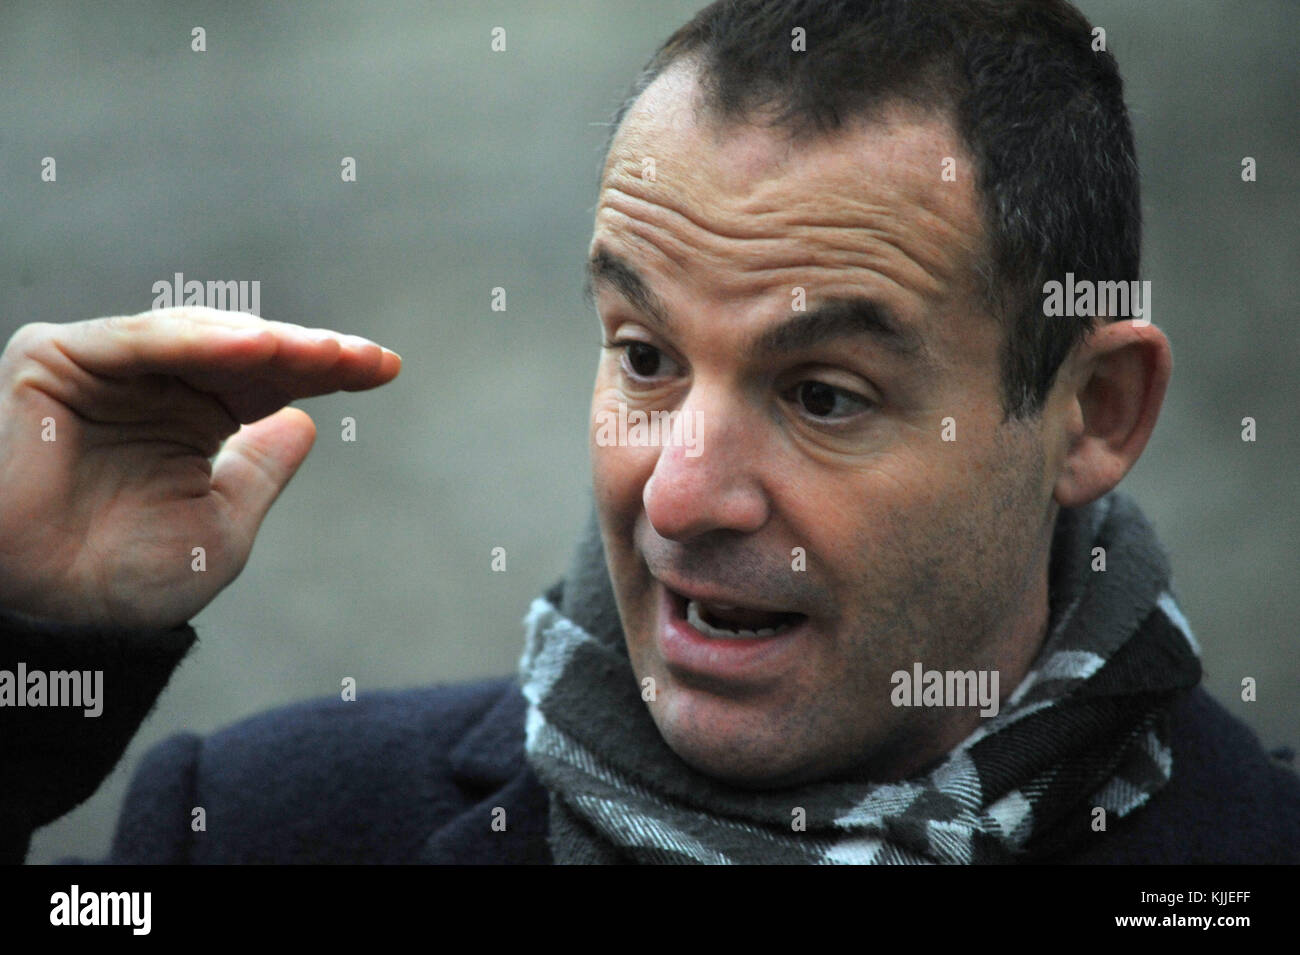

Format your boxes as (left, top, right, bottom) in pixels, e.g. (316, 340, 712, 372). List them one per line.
(815, 425, 1052, 779)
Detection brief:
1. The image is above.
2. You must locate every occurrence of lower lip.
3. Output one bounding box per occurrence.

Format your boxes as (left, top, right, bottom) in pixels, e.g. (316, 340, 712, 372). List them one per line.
(655, 581, 810, 684)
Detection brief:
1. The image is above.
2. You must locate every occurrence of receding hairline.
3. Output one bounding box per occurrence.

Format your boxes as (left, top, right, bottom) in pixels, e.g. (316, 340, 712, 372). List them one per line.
(596, 56, 1002, 335)
(600, 54, 963, 181)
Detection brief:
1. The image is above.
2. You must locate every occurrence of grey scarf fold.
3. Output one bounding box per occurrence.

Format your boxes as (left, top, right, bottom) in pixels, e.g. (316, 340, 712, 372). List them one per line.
(519, 491, 1201, 864)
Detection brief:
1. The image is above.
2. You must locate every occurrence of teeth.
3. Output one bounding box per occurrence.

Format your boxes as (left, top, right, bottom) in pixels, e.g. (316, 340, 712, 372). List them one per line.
(686, 599, 784, 640)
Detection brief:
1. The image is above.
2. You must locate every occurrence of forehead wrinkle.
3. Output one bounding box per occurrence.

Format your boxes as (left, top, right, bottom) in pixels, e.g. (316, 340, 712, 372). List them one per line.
(594, 185, 777, 298)
(615, 102, 985, 301)
(764, 180, 978, 299)
(601, 173, 773, 244)
(609, 62, 985, 269)
(600, 134, 974, 297)
(597, 184, 948, 316)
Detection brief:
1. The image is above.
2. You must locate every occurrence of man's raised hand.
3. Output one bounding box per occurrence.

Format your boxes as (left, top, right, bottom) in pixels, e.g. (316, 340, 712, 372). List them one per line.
(0, 307, 401, 631)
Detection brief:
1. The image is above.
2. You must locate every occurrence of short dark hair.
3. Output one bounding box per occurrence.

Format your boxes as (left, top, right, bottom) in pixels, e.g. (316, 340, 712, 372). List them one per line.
(602, 0, 1140, 419)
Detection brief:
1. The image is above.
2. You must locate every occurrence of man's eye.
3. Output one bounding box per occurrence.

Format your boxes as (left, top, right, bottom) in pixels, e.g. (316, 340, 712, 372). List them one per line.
(614, 341, 679, 381)
(789, 380, 872, 420)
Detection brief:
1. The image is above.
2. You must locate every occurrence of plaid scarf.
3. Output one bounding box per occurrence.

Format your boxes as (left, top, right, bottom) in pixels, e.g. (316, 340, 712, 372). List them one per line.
(518, 492, 1202, 864)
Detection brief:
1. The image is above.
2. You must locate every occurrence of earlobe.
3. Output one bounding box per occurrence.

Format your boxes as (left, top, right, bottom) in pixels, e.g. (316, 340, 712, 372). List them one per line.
(1052, 321, 1172, 509)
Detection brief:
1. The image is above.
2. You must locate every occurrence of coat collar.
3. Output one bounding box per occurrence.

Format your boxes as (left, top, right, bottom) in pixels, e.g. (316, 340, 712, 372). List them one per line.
(448, 679, 529, 786)
(422, 681, 552, 863)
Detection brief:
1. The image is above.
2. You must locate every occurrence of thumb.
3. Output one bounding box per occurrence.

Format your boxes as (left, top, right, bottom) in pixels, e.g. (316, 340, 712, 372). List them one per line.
(211, 406, 317, 539)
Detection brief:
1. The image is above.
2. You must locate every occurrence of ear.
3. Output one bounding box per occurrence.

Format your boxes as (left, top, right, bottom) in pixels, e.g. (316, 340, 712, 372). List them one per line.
(1052, 320, 1172, 509)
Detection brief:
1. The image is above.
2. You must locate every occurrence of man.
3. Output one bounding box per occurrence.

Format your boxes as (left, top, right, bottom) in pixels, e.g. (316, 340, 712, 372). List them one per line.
(2, 0, 1297, 864)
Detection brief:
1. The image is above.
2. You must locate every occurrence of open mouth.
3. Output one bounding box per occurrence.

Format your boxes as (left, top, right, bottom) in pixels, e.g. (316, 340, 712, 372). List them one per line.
(670, 589, 807, 640)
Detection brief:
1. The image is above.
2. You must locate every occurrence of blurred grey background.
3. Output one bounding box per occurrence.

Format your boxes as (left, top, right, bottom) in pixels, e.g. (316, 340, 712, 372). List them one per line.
(3, 1, 1294, 864)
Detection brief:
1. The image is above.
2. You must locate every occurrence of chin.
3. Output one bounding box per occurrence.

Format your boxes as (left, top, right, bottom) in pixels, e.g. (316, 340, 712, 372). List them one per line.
(648, 687, 823, 789)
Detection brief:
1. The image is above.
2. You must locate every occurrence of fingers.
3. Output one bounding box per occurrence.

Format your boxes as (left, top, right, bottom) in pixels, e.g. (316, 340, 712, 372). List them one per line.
(210, 406, 318, 544)
(45, 308, 402, 404)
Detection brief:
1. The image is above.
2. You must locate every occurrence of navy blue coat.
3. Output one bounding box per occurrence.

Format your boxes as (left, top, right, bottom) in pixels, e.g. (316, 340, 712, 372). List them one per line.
(66, 682, 1300, 863)
(5, 610, 1300, 864)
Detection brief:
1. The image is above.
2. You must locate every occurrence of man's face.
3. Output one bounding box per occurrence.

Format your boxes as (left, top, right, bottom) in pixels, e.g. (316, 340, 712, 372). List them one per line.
(587, 65, 1061, 787)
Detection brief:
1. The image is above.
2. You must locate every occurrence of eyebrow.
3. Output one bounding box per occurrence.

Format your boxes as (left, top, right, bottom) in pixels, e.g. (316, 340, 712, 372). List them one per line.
(585, 248, 928, 364)
(584, 248, 676, 335)
(753, 298, 928, 364)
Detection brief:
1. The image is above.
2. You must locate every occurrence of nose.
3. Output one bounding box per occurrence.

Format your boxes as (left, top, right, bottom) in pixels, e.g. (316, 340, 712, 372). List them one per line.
(642, 389, 770, 542)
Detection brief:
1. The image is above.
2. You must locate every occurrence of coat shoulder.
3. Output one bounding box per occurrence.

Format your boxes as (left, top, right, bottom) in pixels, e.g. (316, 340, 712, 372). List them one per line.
(109, 676, 527, 863)
(1058, 687, 1300, 863)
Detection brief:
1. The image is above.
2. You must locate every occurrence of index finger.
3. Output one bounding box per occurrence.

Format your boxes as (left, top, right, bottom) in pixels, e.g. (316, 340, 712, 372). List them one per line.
(50, 308, 402, 398)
